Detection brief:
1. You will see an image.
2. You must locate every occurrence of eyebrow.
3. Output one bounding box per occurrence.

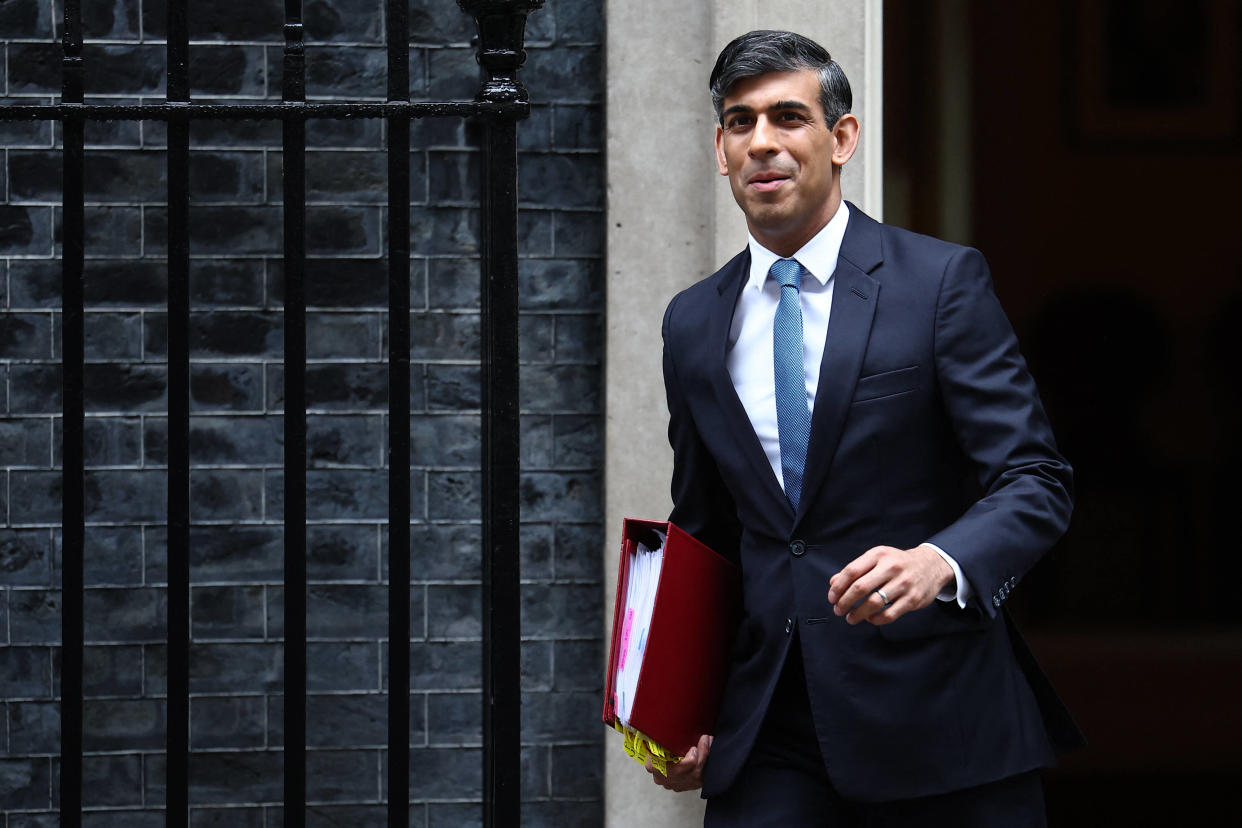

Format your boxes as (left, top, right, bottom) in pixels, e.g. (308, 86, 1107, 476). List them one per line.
(722, 100, 814, 119)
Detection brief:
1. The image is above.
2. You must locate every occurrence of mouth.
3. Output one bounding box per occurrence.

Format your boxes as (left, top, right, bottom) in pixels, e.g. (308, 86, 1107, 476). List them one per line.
(746, 171, 791, 192)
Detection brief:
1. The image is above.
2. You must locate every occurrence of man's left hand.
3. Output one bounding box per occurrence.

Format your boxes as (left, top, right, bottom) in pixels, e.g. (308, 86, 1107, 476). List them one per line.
(827, 544, 954, 625)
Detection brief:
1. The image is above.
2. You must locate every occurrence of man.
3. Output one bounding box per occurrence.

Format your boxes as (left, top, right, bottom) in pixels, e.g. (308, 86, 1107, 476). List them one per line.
(646, 30, 1082, 826)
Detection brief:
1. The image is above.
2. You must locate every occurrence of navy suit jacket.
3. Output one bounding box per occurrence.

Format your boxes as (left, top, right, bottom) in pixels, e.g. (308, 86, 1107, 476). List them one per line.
(661, 204, 1082, 802)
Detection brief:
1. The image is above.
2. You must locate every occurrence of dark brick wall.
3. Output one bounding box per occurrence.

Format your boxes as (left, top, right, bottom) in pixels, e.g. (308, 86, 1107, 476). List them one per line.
(1, 0, 605, 824)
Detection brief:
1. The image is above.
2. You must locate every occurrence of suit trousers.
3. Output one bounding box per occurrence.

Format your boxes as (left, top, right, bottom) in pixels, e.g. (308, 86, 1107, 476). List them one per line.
(703, 636, 1047, 828)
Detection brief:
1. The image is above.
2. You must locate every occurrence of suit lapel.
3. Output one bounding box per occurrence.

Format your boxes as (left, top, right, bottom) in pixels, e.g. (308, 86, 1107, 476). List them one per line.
(795, 205, 883, 526)
(707, 250, 793, 517)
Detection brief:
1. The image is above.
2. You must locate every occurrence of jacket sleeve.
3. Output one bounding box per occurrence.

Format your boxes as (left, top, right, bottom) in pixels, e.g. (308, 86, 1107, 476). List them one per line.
(662, 293, 743, 563)
(925, 247, 1073, 618)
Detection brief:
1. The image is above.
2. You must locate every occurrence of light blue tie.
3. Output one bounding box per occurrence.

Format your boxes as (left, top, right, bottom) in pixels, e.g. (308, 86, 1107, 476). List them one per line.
(771, 258, 811, 510)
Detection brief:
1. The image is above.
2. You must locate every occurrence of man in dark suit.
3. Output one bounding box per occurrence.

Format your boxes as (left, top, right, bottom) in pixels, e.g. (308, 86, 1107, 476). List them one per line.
(644, 31, 1081, 826)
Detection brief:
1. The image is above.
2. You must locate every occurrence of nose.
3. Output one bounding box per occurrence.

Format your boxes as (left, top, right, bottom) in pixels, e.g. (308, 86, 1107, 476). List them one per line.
(748, 115, 780, 158)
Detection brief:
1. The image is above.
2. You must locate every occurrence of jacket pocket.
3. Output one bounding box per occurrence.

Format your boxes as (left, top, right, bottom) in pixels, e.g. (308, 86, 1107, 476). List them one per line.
(875, 599, 991, 641)
(852, 365, 919, 403)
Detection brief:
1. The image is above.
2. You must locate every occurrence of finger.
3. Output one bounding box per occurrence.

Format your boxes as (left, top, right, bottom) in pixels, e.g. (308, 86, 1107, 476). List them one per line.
(833, 567, 892, 617)
(844, 588, 892, 624)
(866, 596, 913, 626)
(827, 548, 882, 603)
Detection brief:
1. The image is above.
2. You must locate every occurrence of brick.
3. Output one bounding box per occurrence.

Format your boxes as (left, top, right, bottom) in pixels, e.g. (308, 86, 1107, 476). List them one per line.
(189, 150, 267, 203)
(520, 801, 601, 826)
(189, 643, 282, 693)
(83, 115, 143, 147)
(427, 150, 478, 204)
(521, 691, 598, 743)
(83, 698, 165, 751)
(144, 415, 284, 466)
(521, 640, 551, 695)
(145, 206, 282, 256)
(521, 314, 555, 363)
(308, 642, 380, 692)
(0, 758, 51, 809)
(83, 587, 166, 643)
(553, 639, 603, 693)
(54, 469, 165, 524)
(307, 524, 379, 581)
(191, 469, 266, 521)
(0, 205, 53, 255)
(409, 0, 477, 45)
(425, 364, 479, 410)
(406, 523, 482, 581)
(0, 645, 51, 695)
(274, 45, 387, 100)
(189, 45, 267, 97)
(187, 751, 283, 805)
(553, 414, 602, 467)
(190, 696, 267, 749)
(82, 813, 164, 828)
(8, 589, 59, 644)
(522, 415, 554, 468)
(408, 640, 480, 691)
(553, 104, 603, 153)
(192, 585, 266, 640)
(191, 807, 266, 828)
(521, 583, 598, 638)
(81, 0, 139, 38)
(411, 312, 478, 360)
(83, 644, 145, 696)
(305, 584, 387, 639)
(143, 2, 283, 41)
(520, 364, 600, 413)
(552, 210, 602, 257)
(553, 744, 606, 794)
(190, 260, 266, 308)
(152, 311, 282, 359)
(293, 468, 389, 521)
(272, 259, 389, 309)
(306, 749, 378, 803)
(8, 702, 59, 754)
(303, 693, 386, 748)
(519, 153, 603, 209)
(6, 43, 64, 94)
(83, 312, 143, 361)
(409, 746, 480, 799)
(426, 257, 479, 310)
(177, 523, 283, 583)
(554, 521, 603, 582)
(308, 414, 384, 467)
(10, 260, 165, 309)
(517, 105, 553, 152)
(0, 312, 52, 358)
(80, 753, 143, 807)
(524, 45, 602, 104)
(553, 313, 602, 364)
(518, 471, 601, 521)
(427, 803, 481, 828)
(0, 530, 53, 586)
(519, 209, 554, 255)
(519, 259, 602, 311)
(305, 804, 387, 828)
(306, 312, 381, 360)
(410, 207, 478, 256)
(520, 522, 554, 580)
(425, 48, 479, 101)
(54, 206, 143, 256)
(426, 585, 480, 639)
(426, 470, 479, 520)
(0, 0, 52, 38)
(408, 414, 478, 466)
(426, 692, 480, 745)
(0, 99, 52, 147)
(268, 151, 387, 204)
(191, 364, 266, 411)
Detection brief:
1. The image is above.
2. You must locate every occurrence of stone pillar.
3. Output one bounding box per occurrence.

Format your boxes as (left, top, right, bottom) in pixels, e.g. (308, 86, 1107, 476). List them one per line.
(603, 2, 883, 825)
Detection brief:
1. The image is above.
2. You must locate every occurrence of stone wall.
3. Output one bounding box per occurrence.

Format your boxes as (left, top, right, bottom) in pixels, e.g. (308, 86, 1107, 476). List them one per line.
(0, 0, 605, 824)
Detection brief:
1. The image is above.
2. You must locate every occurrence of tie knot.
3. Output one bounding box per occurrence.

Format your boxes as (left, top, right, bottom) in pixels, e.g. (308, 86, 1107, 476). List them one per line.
(771, 258, 804, 290)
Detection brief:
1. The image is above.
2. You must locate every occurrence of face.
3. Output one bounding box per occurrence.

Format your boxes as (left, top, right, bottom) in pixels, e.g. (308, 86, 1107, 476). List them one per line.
(715, 69, 859, 256)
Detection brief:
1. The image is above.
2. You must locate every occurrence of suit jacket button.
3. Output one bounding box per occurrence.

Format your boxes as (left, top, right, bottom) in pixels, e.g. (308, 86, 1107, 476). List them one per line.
(992, 595, 1001, 608)
(785, 618, 793, 634)
(790, 540, 806, 557)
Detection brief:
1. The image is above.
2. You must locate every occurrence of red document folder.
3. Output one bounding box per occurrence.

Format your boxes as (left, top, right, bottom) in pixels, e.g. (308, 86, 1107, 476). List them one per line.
(602, 519, 741, 758)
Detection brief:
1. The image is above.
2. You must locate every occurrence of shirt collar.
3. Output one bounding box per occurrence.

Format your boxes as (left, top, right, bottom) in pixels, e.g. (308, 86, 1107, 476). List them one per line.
(744, 199, 851, 292)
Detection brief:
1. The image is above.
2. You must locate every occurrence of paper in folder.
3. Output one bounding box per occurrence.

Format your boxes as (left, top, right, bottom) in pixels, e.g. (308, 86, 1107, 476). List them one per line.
(602, 519, 740, 775)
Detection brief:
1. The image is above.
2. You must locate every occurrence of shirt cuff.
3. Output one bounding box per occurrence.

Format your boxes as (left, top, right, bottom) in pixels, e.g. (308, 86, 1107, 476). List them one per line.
(921, 542, 973, 609)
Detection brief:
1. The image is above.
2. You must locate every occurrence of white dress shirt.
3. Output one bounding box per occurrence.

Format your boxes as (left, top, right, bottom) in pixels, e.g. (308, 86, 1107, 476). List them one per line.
(725, 201, 972, 607)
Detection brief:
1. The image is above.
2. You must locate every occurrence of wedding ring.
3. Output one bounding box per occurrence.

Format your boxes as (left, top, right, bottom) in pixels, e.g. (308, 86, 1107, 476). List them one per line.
(875, 587, 892, 608)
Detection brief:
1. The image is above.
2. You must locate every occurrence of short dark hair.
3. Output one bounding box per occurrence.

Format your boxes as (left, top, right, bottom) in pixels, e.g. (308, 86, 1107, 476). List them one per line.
(709, 30, 853, 127)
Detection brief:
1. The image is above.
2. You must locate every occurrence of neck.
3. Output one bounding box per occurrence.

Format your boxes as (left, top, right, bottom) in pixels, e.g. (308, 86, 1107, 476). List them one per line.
(750, 192, 843, 259)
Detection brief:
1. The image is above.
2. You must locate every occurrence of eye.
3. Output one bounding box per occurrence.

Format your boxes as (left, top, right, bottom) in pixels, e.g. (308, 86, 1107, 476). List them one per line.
(777, 111, 808, 123)
(726, 115, 754, 130)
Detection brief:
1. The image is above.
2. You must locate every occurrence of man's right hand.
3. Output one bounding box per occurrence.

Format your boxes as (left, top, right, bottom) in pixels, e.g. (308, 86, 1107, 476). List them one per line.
(645, 734, 712, 792)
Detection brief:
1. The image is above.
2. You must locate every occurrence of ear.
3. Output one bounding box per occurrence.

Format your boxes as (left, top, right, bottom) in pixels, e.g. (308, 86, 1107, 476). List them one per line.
(831, 113, 860, 167)
(715, 125, 729, 176)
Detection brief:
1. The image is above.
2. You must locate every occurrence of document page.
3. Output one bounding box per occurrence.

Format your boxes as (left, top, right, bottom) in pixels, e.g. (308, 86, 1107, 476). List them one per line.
(613, 529, 665, 726)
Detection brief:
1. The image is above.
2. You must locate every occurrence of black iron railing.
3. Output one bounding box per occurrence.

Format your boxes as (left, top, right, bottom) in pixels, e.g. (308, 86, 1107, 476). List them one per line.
(0, 0, 540, 825)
